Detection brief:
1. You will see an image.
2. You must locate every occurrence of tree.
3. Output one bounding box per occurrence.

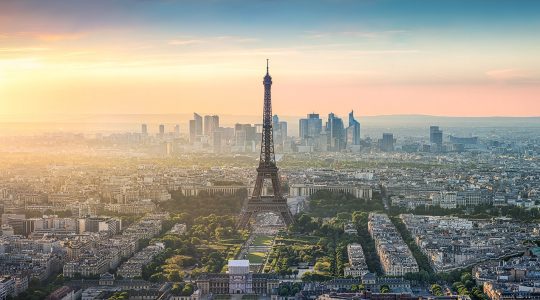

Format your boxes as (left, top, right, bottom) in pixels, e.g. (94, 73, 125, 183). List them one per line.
(336, 212, 351, 221)
(431, 284, 444, 296)
(380, 284, 391, 293)
(167, 270, 184, 282)
(278, 286, 290, 296)
(171, 283, 182, 295)
(149, 272, 165, 283)
(53, 274, 65, 286)
(108, 292, 128, 300)
(181, 283, 194, 296)
(301, 271, 332, 282)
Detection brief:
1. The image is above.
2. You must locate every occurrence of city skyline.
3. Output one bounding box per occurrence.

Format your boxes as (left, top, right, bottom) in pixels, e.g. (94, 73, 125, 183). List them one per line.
(1, 0, 540, 117)
(1, 3, 540, 297)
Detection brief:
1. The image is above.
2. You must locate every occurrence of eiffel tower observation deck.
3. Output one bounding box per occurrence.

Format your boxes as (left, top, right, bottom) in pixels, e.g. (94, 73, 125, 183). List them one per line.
(237, 60, 294, 229)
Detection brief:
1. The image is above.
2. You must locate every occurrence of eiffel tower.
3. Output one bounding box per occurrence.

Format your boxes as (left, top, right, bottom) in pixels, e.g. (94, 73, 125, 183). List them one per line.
(237, 60, 294, 229)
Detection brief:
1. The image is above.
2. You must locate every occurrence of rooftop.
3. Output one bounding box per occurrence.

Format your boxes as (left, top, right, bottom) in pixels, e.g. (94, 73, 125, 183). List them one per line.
(228, 259, 250, 267)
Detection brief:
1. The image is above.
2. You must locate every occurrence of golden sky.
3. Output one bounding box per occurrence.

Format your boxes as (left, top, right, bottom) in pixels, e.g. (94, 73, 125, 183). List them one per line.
(1, 0, 539, 118)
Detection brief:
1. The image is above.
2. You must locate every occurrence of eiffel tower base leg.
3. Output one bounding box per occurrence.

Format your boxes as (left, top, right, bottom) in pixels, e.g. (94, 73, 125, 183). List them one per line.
(237, 211, 252, 230)
(280, 211, 294, 227)
(237, 199, 294, 230)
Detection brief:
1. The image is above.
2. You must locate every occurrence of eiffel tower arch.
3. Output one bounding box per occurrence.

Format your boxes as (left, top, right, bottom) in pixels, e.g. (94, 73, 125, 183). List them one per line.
(237, 60, 294, 229)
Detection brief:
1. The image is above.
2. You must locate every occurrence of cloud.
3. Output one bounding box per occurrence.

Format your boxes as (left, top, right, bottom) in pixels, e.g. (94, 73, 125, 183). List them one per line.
(349, 49, 420, 55)
(215, 36, 259, 43)
(167, 39, 204, 46)
(168, 35, 258, 46)
(304, 30, 407, 39)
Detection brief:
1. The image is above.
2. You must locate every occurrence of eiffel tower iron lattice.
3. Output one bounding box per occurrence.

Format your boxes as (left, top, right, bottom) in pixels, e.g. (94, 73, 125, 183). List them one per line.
(237, 60, 294, 229)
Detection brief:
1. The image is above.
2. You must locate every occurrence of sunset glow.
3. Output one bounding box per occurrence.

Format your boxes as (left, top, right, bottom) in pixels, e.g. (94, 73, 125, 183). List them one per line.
(1, 0, 539, 117)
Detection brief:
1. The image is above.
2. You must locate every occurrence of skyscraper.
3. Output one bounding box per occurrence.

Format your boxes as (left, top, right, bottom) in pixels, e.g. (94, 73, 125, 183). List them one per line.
(299, 113, 322, 139)
(278, 121, 287, 142)
(174, 124, 180, 137)
(326, 113, 345, 151)
(272, 115, 279, 128)
(272, 115, 287, 147)
(204, 115, 219, 136)
(159, 124, 165, 136)
(141, 124, 148, 136)
(234, 124, 257, 148)
(189, 113, 203, 142)
(346, 110, 361, 146)
(430, 126, 443, 150)
(380, 133, 395, 152)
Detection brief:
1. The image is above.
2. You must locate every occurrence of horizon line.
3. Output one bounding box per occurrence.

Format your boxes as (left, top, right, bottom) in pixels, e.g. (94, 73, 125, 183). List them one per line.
(0, 113, 539, 119)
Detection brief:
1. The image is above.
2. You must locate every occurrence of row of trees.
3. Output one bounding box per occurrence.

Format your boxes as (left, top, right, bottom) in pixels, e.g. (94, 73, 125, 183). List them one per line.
(308, 190, 384, 218)
(277, 282, 302, 296)
(162, 190, 246, 219)
(390, 216, 434, 274)
(171, 282, 195, 296)
(389, 200, 540, 223)
(352, 211, 384, 274)
(452, 272, 487, 300)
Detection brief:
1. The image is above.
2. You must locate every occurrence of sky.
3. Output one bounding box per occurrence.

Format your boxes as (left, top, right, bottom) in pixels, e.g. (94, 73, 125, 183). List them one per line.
(1, 0, 540, 118)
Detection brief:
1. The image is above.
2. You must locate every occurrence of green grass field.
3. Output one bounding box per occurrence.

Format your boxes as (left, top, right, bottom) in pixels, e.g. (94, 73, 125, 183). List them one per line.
(276, 234, 320, 245)
(247, 252, 266, 264)
(252, 235, 273, 246)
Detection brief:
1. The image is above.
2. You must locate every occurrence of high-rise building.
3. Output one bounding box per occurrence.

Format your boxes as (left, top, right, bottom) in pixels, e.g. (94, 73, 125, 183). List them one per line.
(234, 124, 257, 147)
(272, 115, 287, 147)
(189, 120, 196, 142)
(141, 124, 148, 136)
(380, 133, 395, 152)
(430, 126, 443, 149)
(326, 113, 345, 151)
(278, 121, 287, 141)
(449, 135, 478, 145)
(204, 115, 220, 136)
(346, 110, 361, 146)
(189, 113, 203, 142)
(174, 124, 180, 137)
(159, 124, 165, 136)
(272, 115, 279, 127)
(299, 113, 322, 139)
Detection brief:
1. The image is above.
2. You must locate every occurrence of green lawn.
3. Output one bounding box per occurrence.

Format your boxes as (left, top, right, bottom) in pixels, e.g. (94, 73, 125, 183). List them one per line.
(276, 234, 320, 245)
(252, 235, 273, 246)
(247, 252, 266, 264)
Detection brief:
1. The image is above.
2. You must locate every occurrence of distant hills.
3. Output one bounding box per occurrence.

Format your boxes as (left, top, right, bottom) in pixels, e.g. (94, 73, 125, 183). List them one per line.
(356, 115, 540, 127)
